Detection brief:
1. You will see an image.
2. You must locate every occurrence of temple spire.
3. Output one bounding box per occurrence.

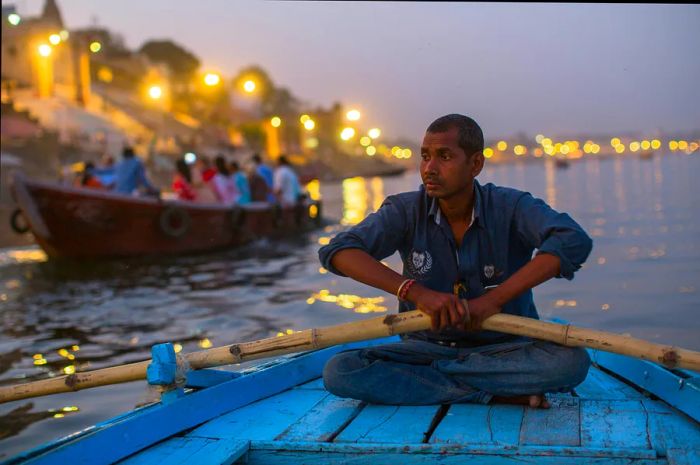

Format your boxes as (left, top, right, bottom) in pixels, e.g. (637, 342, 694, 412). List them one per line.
(41, 0, 64, 28)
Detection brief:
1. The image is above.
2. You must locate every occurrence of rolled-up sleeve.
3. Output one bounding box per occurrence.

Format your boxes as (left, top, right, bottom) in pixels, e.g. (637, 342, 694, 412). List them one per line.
(318, 196, 408, 276)
(513, 193, 592, 280)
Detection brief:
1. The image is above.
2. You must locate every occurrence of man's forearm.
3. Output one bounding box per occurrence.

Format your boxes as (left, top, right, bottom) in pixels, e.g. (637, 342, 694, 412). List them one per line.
(330, 248, 405, 296)
(486, 253, 561, 307)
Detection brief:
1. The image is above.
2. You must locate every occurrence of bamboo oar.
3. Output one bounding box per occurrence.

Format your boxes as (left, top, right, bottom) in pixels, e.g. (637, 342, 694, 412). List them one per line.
(1, 310, 699, 404)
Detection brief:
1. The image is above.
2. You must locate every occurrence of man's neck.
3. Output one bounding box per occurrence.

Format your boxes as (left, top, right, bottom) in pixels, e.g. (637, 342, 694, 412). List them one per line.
(438, 183, 475, 225)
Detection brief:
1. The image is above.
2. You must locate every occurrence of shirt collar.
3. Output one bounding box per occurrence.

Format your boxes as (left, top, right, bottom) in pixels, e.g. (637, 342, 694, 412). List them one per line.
(427, 181, 484, 229)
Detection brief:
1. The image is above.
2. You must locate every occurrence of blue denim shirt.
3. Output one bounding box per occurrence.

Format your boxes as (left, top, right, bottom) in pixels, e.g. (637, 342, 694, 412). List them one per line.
(114, 157, 157, 195)
(318, 181, 593, 346)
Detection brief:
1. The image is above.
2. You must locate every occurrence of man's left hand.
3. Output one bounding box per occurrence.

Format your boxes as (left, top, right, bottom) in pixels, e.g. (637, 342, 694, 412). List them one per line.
(466, 294, 502, 331)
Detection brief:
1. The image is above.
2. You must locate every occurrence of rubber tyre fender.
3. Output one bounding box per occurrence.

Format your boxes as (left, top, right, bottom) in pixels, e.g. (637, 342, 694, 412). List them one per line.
(10, 208, 30, 234)
(159, 206, 191, 238)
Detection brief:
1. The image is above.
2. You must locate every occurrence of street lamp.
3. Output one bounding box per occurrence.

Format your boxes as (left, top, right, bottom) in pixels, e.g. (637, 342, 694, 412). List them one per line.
(243, 79, 256, 93)
(270, 116, 282, 128)
(346, 109, 361, 121)
(49, 34, 61, 45)
(340, 127, 355, 141)
(203, 73, 220, 86)
(368, 128, 381, 139)
(89, 41, 102, 53)
(7, 13, 21, 26)
(303, 119, 315, 131)
(37, 44, 52, 57)
(148, 85, 163, 100)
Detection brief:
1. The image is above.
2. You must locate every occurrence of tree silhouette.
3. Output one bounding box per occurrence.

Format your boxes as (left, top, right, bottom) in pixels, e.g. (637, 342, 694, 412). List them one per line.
(139, 40, 200, 82)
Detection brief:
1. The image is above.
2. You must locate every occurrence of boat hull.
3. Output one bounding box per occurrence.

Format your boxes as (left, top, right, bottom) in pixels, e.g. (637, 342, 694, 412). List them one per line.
(9, 172, 322, 259)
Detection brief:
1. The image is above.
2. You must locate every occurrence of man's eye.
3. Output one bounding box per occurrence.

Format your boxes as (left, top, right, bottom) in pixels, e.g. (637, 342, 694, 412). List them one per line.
(440, 154, 451, 160)
(421, 154, 430, 160)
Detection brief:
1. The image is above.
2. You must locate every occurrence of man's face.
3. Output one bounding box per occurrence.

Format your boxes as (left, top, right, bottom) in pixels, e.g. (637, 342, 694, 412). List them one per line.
(420, 127, 484, 199)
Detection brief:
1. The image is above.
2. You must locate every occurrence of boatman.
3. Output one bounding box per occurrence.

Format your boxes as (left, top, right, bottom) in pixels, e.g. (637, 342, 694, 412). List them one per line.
(318, 114, 592, 408)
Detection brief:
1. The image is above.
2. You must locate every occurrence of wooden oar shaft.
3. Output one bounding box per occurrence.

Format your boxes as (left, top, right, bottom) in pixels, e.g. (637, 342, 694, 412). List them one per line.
(1, 311, 698, 404)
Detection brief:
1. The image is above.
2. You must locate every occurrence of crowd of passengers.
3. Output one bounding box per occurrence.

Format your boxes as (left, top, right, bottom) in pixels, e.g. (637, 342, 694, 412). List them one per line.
(74, 147, 303, 207)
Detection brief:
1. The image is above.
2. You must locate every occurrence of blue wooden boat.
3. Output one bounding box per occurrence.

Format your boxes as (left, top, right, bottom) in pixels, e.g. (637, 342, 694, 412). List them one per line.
(3, 335, 699, 465)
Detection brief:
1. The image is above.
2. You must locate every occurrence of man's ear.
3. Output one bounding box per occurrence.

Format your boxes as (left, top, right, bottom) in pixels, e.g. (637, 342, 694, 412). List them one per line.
(471, 151, 485, 177)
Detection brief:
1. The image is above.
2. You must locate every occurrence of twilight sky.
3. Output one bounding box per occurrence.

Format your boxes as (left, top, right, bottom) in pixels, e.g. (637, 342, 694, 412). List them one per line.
(6, 1, 700, 140)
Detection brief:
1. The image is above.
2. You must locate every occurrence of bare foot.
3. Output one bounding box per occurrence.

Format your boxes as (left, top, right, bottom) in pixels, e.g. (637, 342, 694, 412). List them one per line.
(491, 394, 550, 409)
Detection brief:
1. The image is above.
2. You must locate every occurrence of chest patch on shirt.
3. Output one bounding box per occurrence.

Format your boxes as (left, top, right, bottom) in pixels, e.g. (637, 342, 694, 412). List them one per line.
(408, 250, 433, 276)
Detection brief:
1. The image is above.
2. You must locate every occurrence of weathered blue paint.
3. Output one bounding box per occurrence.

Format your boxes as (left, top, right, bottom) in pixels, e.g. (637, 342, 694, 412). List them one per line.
(5, 338, 395, 465)
(185, 369, 241, 389)
(574, 364, 645, 400)
(147, 343, 178, 385)
(334, 404, 440, 443)
(520, 396, 581, 446)
(244, 441, 662, 464)
(275, 394, 364, 442)
(120, 438, 249, 465)
(589, 349, 700, 422)
(6, 333, 700, 465)
(580, 399, 651, 450)
(186, 388, 328, 441)
(643, 399, 700, 459)
(431, 404, 523, 445)
(293, 377, 325, 390)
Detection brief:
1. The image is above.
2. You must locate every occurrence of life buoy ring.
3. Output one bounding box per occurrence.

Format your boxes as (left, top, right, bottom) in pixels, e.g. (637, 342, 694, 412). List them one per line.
(10, 208, 30, 234)
(230, 206, 246, 230)
(159, 206, 191, 238)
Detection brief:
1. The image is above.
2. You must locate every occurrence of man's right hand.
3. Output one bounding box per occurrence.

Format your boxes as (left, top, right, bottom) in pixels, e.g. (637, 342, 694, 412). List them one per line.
(406, 284, 469, 332)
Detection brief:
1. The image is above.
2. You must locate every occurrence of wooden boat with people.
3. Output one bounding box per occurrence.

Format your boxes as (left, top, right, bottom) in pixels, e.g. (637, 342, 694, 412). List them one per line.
(1, 311, 699, 465)
(8, 172, 322, 260)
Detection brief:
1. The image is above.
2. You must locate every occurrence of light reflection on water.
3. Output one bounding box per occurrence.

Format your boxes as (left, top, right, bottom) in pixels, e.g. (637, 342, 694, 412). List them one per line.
(1, 152, 699, 457)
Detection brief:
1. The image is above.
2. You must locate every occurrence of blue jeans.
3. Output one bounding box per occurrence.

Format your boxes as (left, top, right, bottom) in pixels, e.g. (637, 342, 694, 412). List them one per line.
(323, 339, 590, 405)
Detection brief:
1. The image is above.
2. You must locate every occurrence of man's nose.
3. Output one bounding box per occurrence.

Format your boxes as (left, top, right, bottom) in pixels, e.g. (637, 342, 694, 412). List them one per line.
(424, 157, 438, 173)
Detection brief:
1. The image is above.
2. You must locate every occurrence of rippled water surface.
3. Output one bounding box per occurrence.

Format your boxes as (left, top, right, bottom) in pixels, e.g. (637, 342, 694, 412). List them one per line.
(1, 153, 698, 458)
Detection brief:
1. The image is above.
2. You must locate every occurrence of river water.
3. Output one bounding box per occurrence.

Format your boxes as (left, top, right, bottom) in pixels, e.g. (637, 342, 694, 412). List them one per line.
(1, 153, 698, 458)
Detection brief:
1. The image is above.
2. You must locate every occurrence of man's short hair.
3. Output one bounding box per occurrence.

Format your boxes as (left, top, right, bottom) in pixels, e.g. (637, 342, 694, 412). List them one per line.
(426, 114, 484, 156)
(123, 147, 135, 158)
(252, 153, 262, 164)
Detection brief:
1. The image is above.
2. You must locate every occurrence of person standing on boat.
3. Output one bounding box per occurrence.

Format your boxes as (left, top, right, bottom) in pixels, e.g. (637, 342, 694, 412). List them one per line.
(252, 153, 275, 203)
(94, 154, 116, 189)
(273, 155, 302, 207)
(172, 158, 196, 201)
(113, 147, 159, 197)
(319, 114, 593, 408)
(212, 156, 237, 204)
(191, 155, 218, 203)
(229, 161, 252, 205)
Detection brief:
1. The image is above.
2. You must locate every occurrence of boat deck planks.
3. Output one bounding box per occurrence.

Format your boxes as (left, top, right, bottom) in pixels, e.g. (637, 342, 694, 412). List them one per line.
(519, 396, 581, 446)
(9, 342, 699, 465)
(186, 388, 328, 441)
(574, 364, 647, 400)
(431, 404, 524, 445)
(580, 399, 651, 450)
(334, 404, 440, 443)
(119, 438, 249, 465)
(275, 394, 363, 442)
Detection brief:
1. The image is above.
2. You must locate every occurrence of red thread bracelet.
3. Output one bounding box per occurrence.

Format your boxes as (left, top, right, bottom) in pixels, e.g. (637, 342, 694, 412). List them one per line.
(399, 279, 416, 301)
